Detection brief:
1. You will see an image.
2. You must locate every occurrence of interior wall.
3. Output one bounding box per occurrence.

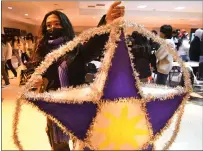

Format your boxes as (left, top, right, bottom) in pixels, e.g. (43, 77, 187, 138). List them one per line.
(2, 19, 39, 36)
(1, 19, 94, 36)
(74, 26, 93, 33)
(1, 18, 95, 36)
(1, 18, 194, 37)
(27, 25, 40, 36)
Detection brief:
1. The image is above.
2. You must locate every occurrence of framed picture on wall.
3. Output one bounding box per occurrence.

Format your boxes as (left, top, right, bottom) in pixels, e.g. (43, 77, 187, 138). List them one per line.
(4, 27, 20, 36)
(20, 30, 27, 36)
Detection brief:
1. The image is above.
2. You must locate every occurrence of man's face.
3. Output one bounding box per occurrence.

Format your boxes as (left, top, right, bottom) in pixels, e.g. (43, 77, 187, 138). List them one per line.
(46, 14, 62, 31)
(160, 32, 165, 38)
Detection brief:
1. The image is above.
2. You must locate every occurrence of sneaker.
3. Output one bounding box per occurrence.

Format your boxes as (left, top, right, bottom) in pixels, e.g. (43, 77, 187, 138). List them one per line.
(2, 83, 10, 88)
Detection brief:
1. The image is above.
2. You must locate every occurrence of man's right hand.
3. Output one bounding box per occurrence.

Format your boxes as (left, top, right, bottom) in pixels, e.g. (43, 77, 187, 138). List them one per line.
(105, 1, 125, 24)
(32, 77, 43, 88)
(32, 77, 48, 92)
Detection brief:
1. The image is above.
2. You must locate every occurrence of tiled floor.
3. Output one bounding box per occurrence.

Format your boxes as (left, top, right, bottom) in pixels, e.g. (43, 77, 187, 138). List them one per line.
(2, 71, 203, 150)
(2, 68, 51, 150)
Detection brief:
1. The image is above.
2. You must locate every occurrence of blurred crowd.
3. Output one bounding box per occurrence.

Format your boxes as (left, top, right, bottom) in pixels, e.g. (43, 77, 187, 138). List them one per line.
(126, 27, 203, 85)
(1, 1, 203, 150)
(1, 33, 36, 86)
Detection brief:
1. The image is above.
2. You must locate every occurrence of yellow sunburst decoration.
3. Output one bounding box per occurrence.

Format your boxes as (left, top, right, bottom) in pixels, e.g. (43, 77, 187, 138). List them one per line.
(88, 101, 151, 150)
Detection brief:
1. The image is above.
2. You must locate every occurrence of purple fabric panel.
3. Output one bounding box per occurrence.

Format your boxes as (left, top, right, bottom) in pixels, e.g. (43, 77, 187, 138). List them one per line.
(102, 32, 141, 100)
(143, 144, 153, 151)
(58, 61, 69, 87)
(146, 94, 185, 135)
(48, 37, 65, 46)
(199, 56, 203, 62)
(29, 100, 98, 140)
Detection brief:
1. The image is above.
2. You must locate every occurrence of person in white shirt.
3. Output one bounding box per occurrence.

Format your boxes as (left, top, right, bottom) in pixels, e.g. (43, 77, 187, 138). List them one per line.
(1, 34, 10, 86)
(19, 36, 30, 64)
(26, 33, 35, 58)
(172, 30, 179, 50)
(177, 32, 190, 62)
(155, 25, 174, 85)
(12, 36, 22, 66)
(4, 36, 18, 78)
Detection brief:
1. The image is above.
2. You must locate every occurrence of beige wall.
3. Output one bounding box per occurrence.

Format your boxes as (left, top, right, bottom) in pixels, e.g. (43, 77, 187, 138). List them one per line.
(1, 18, 193, 36)
(74, 26, 93, 33)
(1, 19, 95, 36)
(27, 25, 40, 36)
(2, 19, 39, 36)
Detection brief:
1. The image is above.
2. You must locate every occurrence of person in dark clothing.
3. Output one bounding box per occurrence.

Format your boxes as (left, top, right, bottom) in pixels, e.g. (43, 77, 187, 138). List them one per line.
(189, 29, 202, 62)
(33, 1, 124, 150)
(198, 31, 203, 80)
(2, 34, 10, 86)
(189, 29, 202, 77)
(131, 31, 151, 82)
(149, 30, 160, 73)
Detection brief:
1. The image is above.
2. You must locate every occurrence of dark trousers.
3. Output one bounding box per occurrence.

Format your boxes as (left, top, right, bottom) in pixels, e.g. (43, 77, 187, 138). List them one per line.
(13, 49, 21, 66)
(21, 52, 30, 64)
(156, 72, 168, 85)
(199, 62, 203, 80)
(1, 61, 10, 84)
(180, 55, 190, 62)
(6, 59, 17, 77)
(46, 119, 70, 151)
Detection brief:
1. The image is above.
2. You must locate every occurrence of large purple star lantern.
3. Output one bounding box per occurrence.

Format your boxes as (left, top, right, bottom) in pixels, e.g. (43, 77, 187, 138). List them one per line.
(13, 19, 191, 150)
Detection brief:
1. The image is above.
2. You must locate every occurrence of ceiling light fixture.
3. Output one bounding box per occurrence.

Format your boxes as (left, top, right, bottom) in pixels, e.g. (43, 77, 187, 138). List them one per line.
(8, 7, 12, 9)
(175, 7, 185, 10)
(137, 5, 147, 8)
(25, 13, 28, 16)
(56, 8, 64, 11)
(96, 4, 105, 6)
(88, 5, 95, 8)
